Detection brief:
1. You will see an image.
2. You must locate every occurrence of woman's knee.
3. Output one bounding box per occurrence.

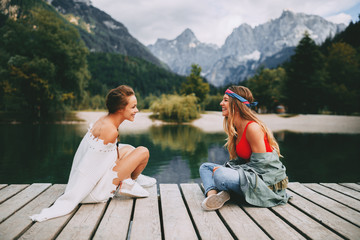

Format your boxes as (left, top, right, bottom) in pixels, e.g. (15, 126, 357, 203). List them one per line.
(199, 163, 208, 171)
(136, 146, 150, 161)
(213, 167, 227, 181)
(199, 162, 216, 171)
(213, 168, 231, 190)
(118, 145, 135, 159)
(199, 162, 214, 175)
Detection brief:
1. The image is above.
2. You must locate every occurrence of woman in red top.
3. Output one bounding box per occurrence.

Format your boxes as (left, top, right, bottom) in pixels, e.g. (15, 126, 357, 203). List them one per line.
(199, 86, 282, 210)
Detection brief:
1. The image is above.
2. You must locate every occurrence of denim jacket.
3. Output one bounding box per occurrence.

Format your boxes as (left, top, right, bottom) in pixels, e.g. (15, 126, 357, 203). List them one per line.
(225, 150, 291, 207)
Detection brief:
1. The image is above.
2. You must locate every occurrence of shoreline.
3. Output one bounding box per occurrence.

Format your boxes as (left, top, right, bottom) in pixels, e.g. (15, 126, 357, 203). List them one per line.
(76, 111, 360, 134)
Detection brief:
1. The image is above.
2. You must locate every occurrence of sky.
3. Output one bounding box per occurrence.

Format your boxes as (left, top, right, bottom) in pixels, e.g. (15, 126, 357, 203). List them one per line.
(90, 0, 360, 47)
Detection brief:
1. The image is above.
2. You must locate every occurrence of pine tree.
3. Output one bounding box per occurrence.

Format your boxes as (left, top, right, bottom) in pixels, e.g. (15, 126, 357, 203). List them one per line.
(325, 42, 360, 114)
(180, 64, 210, 104)
(247, 67, 286, 113)
(284, 32, 327, 114)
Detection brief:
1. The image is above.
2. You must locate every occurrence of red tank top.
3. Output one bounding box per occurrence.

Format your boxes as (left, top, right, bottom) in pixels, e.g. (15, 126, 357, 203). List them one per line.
(236, 121, 272, 160)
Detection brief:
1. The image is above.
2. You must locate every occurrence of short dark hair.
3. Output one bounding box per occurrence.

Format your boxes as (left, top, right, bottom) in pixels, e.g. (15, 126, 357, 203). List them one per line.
(106, 85, 135, 113)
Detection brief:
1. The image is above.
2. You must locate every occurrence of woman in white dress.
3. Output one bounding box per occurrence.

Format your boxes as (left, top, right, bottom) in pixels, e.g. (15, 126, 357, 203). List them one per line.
(30, 85, 156, 222)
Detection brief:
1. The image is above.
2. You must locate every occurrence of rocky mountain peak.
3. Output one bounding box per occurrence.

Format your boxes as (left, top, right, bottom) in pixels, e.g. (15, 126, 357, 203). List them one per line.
(176, 28, 199, 44)
(235, 23, 252, 31)
(280, 9, 296, 18)
(148, 11, 346, 87)
(48, 0, 166, 68)
(74, 0, 91, 5)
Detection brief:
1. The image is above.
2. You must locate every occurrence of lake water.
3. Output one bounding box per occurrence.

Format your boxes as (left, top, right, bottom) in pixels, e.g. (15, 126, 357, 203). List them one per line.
(1, 123, 359, 184)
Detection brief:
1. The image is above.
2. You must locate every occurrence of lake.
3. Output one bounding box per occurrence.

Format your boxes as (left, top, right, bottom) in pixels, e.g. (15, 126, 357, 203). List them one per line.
(0, 123, 359, 184)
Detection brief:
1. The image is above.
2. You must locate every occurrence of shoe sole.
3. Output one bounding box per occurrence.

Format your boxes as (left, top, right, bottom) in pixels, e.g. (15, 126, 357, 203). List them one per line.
(118, 191, 149, 198)
(202, 192, 230, 210)
(138, 182, 156, 188)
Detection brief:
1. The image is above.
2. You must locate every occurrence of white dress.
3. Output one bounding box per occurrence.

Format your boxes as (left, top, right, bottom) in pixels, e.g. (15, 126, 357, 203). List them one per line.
(30, 124, 127, 222)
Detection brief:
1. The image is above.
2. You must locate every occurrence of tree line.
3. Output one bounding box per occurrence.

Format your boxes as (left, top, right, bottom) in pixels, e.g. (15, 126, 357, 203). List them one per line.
(0, 1, 186, 121)
(0, 1, 358, 123)
(246, 18, 360, 115)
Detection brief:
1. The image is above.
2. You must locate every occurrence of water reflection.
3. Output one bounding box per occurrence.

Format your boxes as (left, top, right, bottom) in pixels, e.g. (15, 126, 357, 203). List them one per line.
(125, 125, 227, 182)
(149, 125, 204, 153)
(0, 124, 359, 184)
(0, 124, 85, 184)
(276, 132, 360, 183)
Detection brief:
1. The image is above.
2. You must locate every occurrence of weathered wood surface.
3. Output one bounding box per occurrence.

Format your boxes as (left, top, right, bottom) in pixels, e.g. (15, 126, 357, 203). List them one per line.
(0, 182, 359, 240)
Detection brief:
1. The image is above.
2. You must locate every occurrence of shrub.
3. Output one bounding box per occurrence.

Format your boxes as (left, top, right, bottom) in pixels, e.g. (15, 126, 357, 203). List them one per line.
(150, 94, 200, 122)
(138, 94, 158, 110)
(203, 94, 223, 111)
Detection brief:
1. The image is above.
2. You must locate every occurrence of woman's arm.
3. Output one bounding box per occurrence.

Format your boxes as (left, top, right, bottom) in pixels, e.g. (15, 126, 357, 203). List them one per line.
(246, 123, 267, 153)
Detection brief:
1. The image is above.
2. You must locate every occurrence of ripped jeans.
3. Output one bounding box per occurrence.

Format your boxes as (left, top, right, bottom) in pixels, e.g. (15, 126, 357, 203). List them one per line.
(199, 162, 249, 196)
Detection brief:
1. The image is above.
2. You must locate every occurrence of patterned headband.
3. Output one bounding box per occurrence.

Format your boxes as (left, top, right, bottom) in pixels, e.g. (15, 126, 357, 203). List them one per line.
(225, 89, 258, 108)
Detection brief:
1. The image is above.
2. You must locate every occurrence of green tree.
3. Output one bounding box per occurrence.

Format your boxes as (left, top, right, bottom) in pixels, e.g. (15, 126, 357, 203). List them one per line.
(325, 42, 360, 114)
(8, 56, 56, 118)
(0, 5, 90, 119)
(29, 9, 90, 104)
(247, 67, 286, 112)
(284, 32, 327, 114)
(203, 94, 223, 111)
(181, 64, 210, 103)
(87, 52, 185, 98)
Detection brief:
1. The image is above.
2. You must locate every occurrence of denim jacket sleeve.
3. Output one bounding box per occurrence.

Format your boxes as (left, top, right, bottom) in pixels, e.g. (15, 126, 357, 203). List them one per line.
(224, 150, 291, 207)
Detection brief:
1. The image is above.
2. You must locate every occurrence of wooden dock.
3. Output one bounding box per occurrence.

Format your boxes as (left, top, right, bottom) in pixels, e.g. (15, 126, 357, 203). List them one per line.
(0, 182, 360, 239)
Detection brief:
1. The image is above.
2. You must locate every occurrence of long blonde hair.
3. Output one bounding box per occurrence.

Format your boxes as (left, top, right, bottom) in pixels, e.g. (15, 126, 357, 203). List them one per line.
(223, 86, 281, 159)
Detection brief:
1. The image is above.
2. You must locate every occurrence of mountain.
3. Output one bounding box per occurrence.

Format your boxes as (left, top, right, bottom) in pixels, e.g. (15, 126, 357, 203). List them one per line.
(48, 0, 167, 68)
(148, 10, 346, 87)
(148, 28, 219, 74)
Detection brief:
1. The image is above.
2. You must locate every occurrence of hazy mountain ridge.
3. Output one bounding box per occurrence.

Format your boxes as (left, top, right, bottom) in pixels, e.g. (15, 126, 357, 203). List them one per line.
(148, 10, 346, 86)
(148, 28, 220, 74)
(48, 0, 167, 69)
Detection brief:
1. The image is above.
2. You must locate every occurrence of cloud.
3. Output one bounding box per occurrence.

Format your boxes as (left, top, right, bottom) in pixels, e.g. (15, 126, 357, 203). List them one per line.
(90, 0, 360, 46)
(326, 13, 352, 25)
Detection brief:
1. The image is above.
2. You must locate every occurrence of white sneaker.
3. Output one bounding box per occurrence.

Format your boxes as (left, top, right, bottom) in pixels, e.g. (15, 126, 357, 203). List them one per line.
(201, 191, 230, 211)
(135, 174, 157, 188)
(117, 178, 149, 198)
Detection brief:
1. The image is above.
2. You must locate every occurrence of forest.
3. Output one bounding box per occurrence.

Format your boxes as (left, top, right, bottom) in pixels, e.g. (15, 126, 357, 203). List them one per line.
(246, 23, 360, 115)
(0, 1, 359, 122)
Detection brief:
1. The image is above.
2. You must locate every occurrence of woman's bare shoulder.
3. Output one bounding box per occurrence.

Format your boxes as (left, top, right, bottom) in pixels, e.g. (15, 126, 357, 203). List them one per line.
(247, 122, 264, 139)
(248, 121, 262, 131)
(247, 122, 267, 151)
(101, 124, 118, 144)
(92, 119, 118, 144)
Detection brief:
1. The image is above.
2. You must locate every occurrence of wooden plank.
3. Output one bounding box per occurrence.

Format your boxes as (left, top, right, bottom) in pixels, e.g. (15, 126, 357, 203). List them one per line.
(305, 183, 360, 211)
(271, 202, 342, 239)
(19, 209, 77, 240)
(340, 183, 360, 192)
(0, 184, 29, 204)
(219, 203, 269, 239)
(321, 183, 360, 200)
(287, 189, 360, 239)
(288, 182, 360, 227)
(93, 196, 133, 240)
(18, 184, 74, 240)
(56, 202, 107, 240)
(180, 184, 233, 240)
(0, 184, 66, 240)
(0, 184, 7, 190)
(160, 184, 197, 240)
(243, 205, 305, 240)
(130, 185, 162, 240)
(0, 183, 51, 223)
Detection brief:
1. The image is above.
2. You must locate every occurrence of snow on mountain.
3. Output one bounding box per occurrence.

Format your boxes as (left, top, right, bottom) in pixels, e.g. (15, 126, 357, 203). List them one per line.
(148, 10, 346, 87)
